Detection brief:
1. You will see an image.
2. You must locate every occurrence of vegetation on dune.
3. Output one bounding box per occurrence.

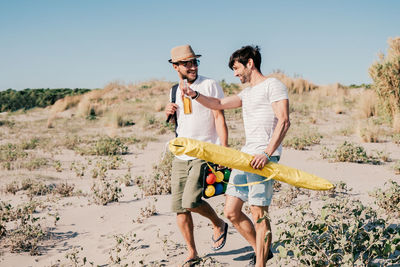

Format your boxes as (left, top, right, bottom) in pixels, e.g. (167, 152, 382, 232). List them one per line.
(0, 88, 90, 112)
(268, 70, 319, 94)
(369, 37, 400, 127)
(274, 197, 400, 266)
(1, 39, 400, 264)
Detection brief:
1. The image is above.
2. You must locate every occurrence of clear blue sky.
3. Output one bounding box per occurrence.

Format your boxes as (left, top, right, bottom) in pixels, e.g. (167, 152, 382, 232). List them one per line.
(1, 0, 399, 90)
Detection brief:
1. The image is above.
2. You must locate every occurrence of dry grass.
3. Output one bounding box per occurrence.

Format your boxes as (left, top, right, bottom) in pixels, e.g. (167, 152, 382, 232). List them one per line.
(369, 37, 400, 121)
(356, 119, 384, 143)
(47, 80, 173, 129)
(393, 112, 400, 133)
(357, 119, 382, 143)
(267, 72, 318, 94)
(357, 89, 378, 119)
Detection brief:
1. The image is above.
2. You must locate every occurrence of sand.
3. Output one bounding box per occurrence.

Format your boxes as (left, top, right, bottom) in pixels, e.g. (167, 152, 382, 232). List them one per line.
(0, 105, 399, 267)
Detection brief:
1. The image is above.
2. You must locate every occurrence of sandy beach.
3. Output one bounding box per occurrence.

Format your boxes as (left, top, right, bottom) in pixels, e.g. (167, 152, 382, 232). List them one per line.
(0, 82, 399, 267)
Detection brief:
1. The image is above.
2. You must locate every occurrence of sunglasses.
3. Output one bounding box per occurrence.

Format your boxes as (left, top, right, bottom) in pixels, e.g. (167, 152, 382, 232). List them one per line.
(178, 59, 200, 68)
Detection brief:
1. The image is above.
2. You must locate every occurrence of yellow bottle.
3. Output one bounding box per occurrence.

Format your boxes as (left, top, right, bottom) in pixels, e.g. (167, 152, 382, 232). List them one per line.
(182, 79, 192, 114)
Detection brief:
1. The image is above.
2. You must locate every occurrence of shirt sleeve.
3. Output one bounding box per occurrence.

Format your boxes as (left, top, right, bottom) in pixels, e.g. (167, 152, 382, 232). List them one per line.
(268, 78, 288, 103)
(208, 80, 225, 99)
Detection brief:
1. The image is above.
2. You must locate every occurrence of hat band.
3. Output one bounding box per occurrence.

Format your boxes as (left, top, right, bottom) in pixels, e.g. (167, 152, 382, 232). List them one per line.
(174, 55, 199, 62)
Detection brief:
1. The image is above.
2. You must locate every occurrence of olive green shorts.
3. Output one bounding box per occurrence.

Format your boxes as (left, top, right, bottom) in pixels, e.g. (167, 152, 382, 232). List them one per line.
(171, 158, 205, 213)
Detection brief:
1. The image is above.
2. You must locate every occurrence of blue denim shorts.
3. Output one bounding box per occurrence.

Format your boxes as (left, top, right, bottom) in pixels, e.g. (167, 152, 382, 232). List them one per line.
(225, 156, 279, 206)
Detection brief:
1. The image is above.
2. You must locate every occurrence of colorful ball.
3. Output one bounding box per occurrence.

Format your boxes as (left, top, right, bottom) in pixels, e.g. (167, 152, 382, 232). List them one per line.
(215, 183, 224, 195)
(224, 169, 231, 181)
(205, 185, 215, 197)
(215, 171, 224, 182)
(206, 173, 216, 184)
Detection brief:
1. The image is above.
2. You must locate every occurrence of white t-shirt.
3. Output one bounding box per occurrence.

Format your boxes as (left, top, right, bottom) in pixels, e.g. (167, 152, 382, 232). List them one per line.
(238, 78, 288, 156)
(171, 75, 224, 160)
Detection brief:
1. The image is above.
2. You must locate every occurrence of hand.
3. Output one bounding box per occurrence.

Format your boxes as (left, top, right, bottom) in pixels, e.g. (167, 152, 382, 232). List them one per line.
(165, 103, 178, 117)
(180, 80, 196, 98)
(250, 153, 269, 169)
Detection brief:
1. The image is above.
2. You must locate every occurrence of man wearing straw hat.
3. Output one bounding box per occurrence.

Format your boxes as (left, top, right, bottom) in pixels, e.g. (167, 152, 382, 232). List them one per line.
(182, 45, 290, 267)
(165, 44, 229, 266)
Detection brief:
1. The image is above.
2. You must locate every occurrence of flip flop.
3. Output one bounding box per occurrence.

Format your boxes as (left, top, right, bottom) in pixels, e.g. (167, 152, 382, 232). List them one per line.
(181, 257, 201, 267)
(211, 222, 228, 251)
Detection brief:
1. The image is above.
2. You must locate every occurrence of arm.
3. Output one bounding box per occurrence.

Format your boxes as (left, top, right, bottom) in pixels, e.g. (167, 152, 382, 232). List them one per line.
(180, 80, 242, 110)
(212, 109, 228, 147)
(251, 99, 290, 169)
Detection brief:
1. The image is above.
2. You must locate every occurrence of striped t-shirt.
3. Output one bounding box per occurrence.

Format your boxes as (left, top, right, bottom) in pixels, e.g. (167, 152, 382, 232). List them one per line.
(238, 78, 288, 156)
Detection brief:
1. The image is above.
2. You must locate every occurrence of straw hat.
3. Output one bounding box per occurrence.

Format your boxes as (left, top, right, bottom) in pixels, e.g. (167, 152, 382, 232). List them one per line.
(168, 45, 201, 63)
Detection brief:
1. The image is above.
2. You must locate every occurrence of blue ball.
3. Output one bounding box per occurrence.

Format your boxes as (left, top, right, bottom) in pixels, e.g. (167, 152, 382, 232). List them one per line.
(215, 183, 224, 195)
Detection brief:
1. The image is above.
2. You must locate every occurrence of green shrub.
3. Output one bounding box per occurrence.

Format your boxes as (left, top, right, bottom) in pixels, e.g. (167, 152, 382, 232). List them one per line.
(95, 137, 128, 156)
(4, 181, 20, 195)
(22, 157, 48, 171)
(0, 201, 45, 255)
(283, 133, 322, 150)
(0, 143, 28, 170)
(274, 198, 400, 266)
(20, 138, 41, 150)
(370, 180, 400, 216)
(54, 182, 75, 197)
(321, 141, 380, 164)
(91, 178, 123, 205)
(369, 37, 400, 121)
(0, 88, 90, 112)
(141, 151, 173, 196)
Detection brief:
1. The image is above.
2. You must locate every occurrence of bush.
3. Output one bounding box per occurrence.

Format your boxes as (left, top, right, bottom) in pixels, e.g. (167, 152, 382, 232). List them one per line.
(75, 136, 128, 156)
(95, 137, 128, 156)
(140, 151, 173, 196)
(321, 141, 380, 164)
(370, 180, 400, 217)
(0, 201, 45, 255)
(0, 88, 90, 112)
(91, 178, 123, 205)
(274, 198, 400, 266)
(0, 143, 28, 170)
(369, 37, 400, 122)
(283, 131, 322, 150)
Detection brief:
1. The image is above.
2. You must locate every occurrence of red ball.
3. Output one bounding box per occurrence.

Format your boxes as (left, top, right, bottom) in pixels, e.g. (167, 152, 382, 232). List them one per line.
(206, 173, 216, 184)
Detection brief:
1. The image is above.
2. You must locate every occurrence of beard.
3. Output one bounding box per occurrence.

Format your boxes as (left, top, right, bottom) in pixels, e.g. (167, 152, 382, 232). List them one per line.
(181, 71, 198, 83)
(239, 74, 250, 84)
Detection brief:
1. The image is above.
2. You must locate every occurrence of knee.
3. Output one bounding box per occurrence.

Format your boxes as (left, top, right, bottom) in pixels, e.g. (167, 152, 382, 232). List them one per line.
(224, 207, 240, 223)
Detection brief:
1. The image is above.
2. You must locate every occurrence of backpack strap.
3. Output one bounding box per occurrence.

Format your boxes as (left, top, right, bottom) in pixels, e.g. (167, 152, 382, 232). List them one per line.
(166, 83, 179, 137)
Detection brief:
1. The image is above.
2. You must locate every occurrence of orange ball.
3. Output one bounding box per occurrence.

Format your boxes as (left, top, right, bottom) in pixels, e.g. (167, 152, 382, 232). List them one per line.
(206, 173, 216, 184)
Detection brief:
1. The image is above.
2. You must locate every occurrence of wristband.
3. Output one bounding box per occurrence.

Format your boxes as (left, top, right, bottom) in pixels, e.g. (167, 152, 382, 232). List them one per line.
(191, 90, 200, 100)
(263, 152, 271, 161)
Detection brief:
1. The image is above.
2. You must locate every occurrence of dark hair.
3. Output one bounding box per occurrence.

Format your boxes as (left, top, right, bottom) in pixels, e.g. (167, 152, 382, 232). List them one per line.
(228, 45, 262, 72)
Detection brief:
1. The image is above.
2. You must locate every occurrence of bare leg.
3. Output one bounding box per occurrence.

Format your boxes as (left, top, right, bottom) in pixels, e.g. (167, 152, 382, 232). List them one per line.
(224, 195, 257, 251)
(250, 205, 271, 267)
(188, 201, 226, 249)
(176, 211, 197, 261)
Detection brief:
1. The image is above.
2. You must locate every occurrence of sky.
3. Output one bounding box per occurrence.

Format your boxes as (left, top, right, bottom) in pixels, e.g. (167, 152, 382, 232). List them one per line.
(0, 0, 399, 90)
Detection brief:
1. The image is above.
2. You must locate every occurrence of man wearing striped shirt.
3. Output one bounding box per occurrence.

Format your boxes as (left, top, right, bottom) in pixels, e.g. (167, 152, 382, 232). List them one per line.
(181, 45, 290, 267)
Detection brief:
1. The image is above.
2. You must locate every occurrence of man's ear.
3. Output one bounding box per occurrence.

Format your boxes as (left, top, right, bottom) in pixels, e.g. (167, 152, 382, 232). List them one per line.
(246, 58, 254, 69)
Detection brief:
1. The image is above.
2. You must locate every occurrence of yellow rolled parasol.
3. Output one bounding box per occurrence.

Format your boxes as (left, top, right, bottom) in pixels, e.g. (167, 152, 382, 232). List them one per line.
(169, 137, 333, 191)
